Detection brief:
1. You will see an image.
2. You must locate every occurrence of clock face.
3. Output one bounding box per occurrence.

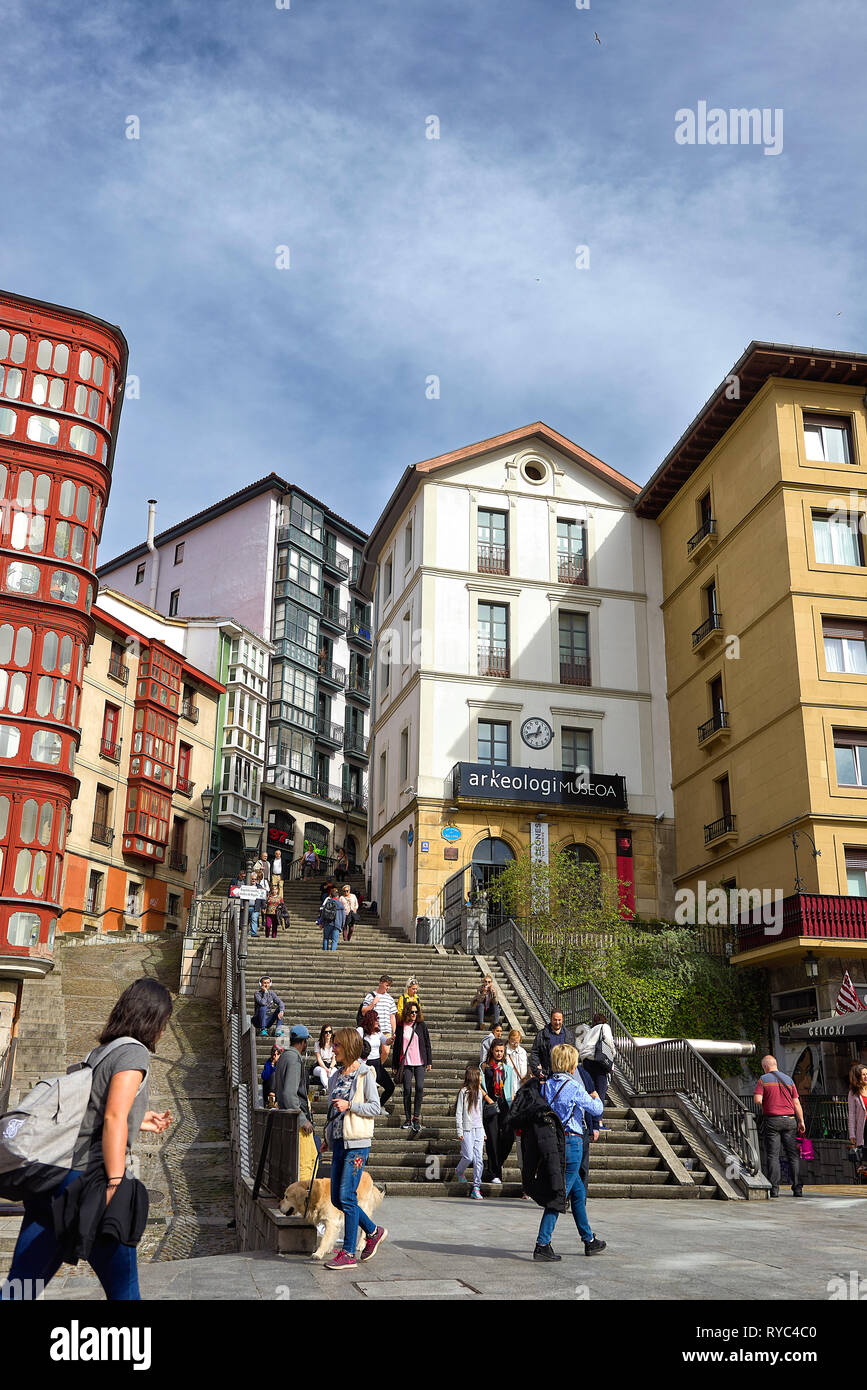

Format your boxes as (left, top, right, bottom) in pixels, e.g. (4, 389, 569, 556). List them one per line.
(521, 717, 553, 750)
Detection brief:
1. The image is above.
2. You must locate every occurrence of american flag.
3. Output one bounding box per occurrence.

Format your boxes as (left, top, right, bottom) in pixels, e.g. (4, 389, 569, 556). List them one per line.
(835, 971, 866, 1015)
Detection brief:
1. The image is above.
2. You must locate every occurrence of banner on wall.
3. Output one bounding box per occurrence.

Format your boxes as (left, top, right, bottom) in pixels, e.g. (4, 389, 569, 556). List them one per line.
(530, 821, 549, 911)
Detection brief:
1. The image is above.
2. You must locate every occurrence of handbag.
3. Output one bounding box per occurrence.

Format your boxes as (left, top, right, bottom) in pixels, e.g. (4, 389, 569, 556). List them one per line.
(593, 1029, 615, 1074)
(796, 1136, 815, 1161)
(341, 1072, 375, 1143)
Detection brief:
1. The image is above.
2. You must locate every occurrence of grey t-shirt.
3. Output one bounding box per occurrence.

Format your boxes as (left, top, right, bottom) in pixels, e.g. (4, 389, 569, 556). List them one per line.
(71, 1040, 151, 1172)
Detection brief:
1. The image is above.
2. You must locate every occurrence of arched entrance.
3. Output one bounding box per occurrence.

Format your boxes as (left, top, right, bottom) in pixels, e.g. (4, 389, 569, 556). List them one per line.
(268, 811, 295, 855)
(470, 836, 515, 903)
(304, 821, 329, 872)
(564, 843, 600, 870)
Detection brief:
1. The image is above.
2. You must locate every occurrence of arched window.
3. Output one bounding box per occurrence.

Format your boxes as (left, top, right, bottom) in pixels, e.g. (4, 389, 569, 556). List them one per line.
(564, 843, 600, 870)
(470, 836, 515, 900)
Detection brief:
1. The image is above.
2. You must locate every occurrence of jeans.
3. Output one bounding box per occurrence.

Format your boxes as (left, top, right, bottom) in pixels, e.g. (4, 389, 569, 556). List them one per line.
(482, 1097, 513, 1180)
(456, 1128, 484, 1188)
(5, 1170, 140, 1301)
(249, 908, 261, 936)
(322, 926, 339, 951)
(763, 1115, 801, 1191)
(372, 1058, 395, 1106)
(477, 1000, 500, 1029)
(538, 1134, 593, 1246)
(402, 1064, 425, 1123)
(330, 1139, 376, 1254)
(253, 1005, 282, 1033)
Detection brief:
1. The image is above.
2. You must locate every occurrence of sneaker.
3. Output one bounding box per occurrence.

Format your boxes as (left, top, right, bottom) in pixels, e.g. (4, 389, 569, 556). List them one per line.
(471, 1188, 484, 1200)
(792, 1187, 804, 1197)
(584, 1237, 607, 1256)
(491, 1176, 502, 1185)
(260, 1030, 269, 1038)
(533, 1243, 561, 1262)
(769, 1187, 780, 1198)
(522, 1193, 533, 1201)
(400, 1121, 413, 1130)
(359, 1226, 387, 1263)
(411, 1119, 421, 1134)
(324, 1249, 358, 1271)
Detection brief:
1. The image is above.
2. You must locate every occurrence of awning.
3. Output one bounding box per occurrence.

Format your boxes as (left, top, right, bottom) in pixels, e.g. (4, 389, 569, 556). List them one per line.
(786, 1012, 867, 1041)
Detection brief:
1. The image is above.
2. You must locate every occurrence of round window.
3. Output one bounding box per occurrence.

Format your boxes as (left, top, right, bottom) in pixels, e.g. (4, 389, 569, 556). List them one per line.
(521, 460, 547, 484)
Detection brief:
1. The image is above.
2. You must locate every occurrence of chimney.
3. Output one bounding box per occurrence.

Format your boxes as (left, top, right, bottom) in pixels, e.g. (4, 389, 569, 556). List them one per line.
(146, 499, 160, 610)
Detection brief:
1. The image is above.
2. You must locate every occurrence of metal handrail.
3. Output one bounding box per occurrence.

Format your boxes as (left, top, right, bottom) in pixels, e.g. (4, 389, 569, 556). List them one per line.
(0, 1037, 17, 1113)
(482, 916, 759, 1176)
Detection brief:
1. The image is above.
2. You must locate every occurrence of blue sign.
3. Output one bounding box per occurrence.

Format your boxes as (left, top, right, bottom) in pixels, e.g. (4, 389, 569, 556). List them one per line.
(407, 827, 414, 846)
(420, 840, 429, 853)
(441, 826, 462, 842)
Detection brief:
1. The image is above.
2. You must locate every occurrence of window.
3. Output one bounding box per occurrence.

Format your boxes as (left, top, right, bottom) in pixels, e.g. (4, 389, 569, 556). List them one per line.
(85, 871, 104, 916)
(705, 581, 719, 620)
(845, 848, 867, 897)
(478, 720, 510, 766)
(69, 426, 97, 456)
(381, 638, 391, 690)
(0, 725, 20, 758)
(0, 407, 16, 435)
(478, 511, 508, 574)
(5, 562, 40, 595)
(562, 728, 592, 774)
(404, 521, 413, 568)
(813, 513, 863, 566)
(804, 414, 853, 465)
(0, 368, 22, 400)
(7, 911, 40, 947)
(174, 542, 184, 565)
(559, 612, 590, 685)
(102, 703, 120, 756)
(126, 882, 142, 916)
(288, 548, 320, 596)
(718, 774, 732, 820)
(169, 590, 180, 617)
(26, 416, 59, 446)
(167, 893, 181, 918)
(379, 752, 387, 806)
(289, 496, 323, 542)
(823, 619, 867, 675)
(135, 561, 145, 585)
(177, 742, 192, 785)
(834, 730, 867, 787)
(557, 518, 588, 583)
(384, 557, 393, 599)
(32, 730, 62, 764)
(399, 728, 409, 783)
(478, 603, 509, 677)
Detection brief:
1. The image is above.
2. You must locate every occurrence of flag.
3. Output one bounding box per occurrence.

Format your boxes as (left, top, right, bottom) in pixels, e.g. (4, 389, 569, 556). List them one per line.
(835, 971, 866, 1014)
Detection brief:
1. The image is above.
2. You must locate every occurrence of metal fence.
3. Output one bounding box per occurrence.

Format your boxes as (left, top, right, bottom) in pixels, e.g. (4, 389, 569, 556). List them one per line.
(518, 917, 735, 960)
(482, 916, 760, 1176)
(740, 1092, 850, 1141)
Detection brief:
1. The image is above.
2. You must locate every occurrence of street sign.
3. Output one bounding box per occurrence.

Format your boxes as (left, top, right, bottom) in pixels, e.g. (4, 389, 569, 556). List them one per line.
(420, 840, 429, 853)
(230, 885, 262, 900)
(442, 826, 461, 842)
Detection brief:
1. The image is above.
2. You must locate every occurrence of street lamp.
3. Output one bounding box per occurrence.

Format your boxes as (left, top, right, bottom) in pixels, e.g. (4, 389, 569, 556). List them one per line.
(803, 950, 820, 981)
(196, 785, 215, 894)
(792, 828, 821, 893)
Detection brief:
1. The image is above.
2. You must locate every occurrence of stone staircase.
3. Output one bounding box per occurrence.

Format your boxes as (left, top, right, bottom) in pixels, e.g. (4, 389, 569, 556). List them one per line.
(1, 933, 237, 1270)
(245, 883, 720, 1201)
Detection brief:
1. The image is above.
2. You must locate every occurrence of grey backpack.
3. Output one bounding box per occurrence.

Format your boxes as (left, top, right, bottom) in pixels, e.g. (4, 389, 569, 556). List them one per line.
(0, 1036, 142, 1198)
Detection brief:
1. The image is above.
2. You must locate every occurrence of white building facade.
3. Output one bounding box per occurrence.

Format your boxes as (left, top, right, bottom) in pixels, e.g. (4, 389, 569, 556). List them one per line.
(359, 425, 675, 936)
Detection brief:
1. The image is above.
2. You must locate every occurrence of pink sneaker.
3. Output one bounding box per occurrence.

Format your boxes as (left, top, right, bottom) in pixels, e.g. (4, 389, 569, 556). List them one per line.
(359, 1225, 387, 1263)
(324, 1249, 358, 1271)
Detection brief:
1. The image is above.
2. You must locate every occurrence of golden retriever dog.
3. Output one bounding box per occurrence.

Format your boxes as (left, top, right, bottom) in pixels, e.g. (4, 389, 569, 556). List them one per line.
(279, 1174, 385, 1260)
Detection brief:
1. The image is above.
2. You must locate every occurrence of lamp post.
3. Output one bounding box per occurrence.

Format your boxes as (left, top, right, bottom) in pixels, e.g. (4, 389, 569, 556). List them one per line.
(792, 828, 821, 894)
(197, 785, 214, 894)
(239, 815, 264, 960)
(341, 791, 353, 872)
(803, 950, 820, 981)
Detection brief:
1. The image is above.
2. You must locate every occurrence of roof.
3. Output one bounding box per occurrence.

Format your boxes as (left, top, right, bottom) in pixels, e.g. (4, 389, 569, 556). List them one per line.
(97, 475, 368, 575)
(634, 341, 867, 519)
(357, 422, 640, 596)
(91, 604, 225, 694)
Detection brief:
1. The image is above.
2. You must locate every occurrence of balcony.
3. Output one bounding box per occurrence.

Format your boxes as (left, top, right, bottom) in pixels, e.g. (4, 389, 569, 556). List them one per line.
(323, 544, 350, 579)
(320, 597, 348, 632)
(270, 699, 316, 734)
(317, 659, 346, 690)
(697, 709, 730, 746)
(181, 699, 199, 723)
(478, 544, 509, 576)
(175, 775, 194, 798)
(733, 892, 867, 958)
(346, 672, 371, 704)
(704, 813, 737, 846)
(273, 637, 318, 671)
(107, 657, 129, 686)
(100, 737, 121, 762)
(347, 618, 372, 650)
(168, 850, 188, 873)
(560, 659, 591, 687)
(687, 517, 717, 560)
(344, 730, 370, 761)
(274, 578, 321, 612)
(264, 765, 368, 813)
(349, 560, 361, 591)
(314, 717, 344, 747)
(277, 523, 324, 561)
(90, 820, 114, 847)
(558, 555, 588, 586)
(478, 644, 510, 678)
(692, 612, 724, 651)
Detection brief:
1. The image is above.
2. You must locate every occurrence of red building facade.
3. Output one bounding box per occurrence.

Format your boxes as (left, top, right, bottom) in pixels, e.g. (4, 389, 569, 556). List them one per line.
(0, 291, 127, 978)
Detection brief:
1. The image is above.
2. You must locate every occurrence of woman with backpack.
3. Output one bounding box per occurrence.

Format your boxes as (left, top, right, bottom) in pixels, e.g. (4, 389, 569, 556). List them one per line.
(319, 887, 344, 950)
(392, 1001, 432, 1134)
(357, 1009, 395, 1107)
(3, 977, 174, 1301)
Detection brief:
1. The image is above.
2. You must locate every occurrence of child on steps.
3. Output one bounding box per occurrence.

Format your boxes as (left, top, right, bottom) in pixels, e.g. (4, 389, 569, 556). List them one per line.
(455, 1063, 485, 1199)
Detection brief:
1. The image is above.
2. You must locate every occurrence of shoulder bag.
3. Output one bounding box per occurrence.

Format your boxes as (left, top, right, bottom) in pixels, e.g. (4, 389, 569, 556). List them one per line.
(342, 1071, 375, 1143)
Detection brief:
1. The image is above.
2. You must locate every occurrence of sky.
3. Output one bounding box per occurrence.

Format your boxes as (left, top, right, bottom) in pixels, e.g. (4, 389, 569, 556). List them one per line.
(1, 0, 864, 558)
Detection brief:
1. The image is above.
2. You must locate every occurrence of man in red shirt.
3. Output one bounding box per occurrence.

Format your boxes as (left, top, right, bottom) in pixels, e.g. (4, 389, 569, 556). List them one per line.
(754, 1054, 806, 1198)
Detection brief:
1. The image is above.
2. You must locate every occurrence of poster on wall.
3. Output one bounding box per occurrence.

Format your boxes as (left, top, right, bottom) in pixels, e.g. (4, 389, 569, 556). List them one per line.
(530, 821, 549, 911)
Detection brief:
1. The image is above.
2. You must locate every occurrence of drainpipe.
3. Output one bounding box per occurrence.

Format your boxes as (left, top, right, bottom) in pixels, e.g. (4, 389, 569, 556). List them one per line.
(146, 499, 160, 610)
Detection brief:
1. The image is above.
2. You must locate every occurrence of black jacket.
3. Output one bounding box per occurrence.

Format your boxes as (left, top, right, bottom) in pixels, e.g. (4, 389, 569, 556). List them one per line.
(52, 1170, 149, 1263)
(392, 1019, 433, 1072)
(529, 1024, 576, 1079)
(503, 1079, 567, 1212)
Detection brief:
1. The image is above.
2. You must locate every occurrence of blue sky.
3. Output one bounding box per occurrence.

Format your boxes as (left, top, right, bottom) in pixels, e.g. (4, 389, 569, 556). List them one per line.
(1, 0, 864, 556)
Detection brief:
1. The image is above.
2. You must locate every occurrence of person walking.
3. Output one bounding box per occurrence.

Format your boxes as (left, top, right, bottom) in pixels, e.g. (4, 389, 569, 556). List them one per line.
(261, 1043, 284, 1105)
(319, 888, 344, 951)
(530, 1008, 575, 1079)
(392, 1001, 432, 1135)
(532, 1043, 605, 1261)
(302, 846, 318, 880)
(361, 976, 398, 1047)
(248, 872, 267, 937)
(313, 1026, 337, 1093)
(358, 1009, 395, 1108)
(455, 1063, 485, 1199)
(397, 977, 421, 1022)
(480, 1021, 504, 1066)
(263, 887, 281, 940)
(4, 978, 174, 1301)
(340, 883, 359, 942)
(848, 1063, 867, 1173)
(506, 1028, 529, 1087)
(754, 1053, 805, 1198)
(253, 977, 284, 1037)
(321, 1027, 386, 1271)
(274, 1025, 314, 1137)
(336, 845, 349, 875)
(577, 1012, 615, 1111)
(271, 849, 283, 897)
(480, 1038, 516, 1183)
(473, 974, 500, 1032)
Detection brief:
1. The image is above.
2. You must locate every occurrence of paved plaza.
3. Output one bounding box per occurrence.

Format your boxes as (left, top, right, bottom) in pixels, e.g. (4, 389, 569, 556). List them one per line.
(34, 1188, 867, 1301)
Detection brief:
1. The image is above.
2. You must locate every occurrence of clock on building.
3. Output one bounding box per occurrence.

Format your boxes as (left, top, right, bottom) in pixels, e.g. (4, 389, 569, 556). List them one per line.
(520, 717, 553, 750)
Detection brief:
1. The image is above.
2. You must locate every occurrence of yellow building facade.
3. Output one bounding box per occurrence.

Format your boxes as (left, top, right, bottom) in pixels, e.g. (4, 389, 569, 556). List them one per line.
(636, 342, 867, 1088)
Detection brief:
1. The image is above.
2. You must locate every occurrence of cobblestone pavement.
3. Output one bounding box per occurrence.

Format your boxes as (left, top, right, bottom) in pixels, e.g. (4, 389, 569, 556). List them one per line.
(36, 1189, 867, 1300)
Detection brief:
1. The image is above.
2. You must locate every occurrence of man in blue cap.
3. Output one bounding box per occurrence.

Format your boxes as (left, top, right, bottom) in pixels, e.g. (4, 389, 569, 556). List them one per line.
(274, 1024, 314, 1133)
